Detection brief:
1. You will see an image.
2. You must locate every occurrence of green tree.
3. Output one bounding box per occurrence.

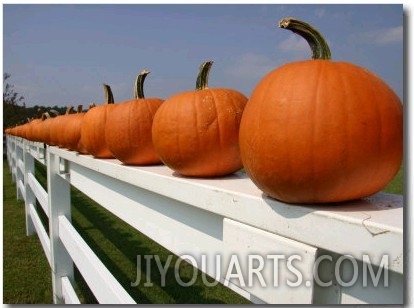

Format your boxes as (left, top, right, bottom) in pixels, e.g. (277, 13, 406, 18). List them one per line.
(3, 73, 27, 129)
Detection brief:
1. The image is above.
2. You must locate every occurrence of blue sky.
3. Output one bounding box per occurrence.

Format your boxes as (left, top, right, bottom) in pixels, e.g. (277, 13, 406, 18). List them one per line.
(3, 4, 403, 108)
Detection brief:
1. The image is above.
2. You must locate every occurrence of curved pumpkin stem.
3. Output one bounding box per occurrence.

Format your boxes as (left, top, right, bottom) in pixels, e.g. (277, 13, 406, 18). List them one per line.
(103, 84, 115, 104)
(278, 17, 331, 60)
(196, 60, 214, 90)
(41, 112, 50, 120)
(49, 109, 60, 117)
(77, 104, 83, 113)
(134, 70, 151, 99)
(65, 105, 74, 114)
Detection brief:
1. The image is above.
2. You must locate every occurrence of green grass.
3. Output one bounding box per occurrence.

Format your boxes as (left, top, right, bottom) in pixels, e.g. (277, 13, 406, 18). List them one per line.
(3, 158, 250, 304)
(382, 164, 404, 195)
(3, 158, 53, 303)
(3, 156, 403, 304)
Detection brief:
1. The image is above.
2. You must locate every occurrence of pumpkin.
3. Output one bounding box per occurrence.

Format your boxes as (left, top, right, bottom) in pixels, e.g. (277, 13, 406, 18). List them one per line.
(80, 84, 115, 158)
(106, 70, 164, 165)
(24, 118, 35, 141)
(76, 103, 95, 154)
(239, 17, 403, 204)
(152, 61, 248, 177)
(31, 113, 49, 142)
(60, 105, 84, 151)
(53, 106, 75, 147)
(47, 106, 73, 147)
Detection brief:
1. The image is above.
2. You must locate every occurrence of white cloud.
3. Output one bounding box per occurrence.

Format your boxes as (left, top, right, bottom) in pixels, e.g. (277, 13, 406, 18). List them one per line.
(224, 52, 276, 81)
(376, 26, 403, 45)
(314, 8, 326, 18)
(277, 34, 310, 56)
(357, 26, 403, 45)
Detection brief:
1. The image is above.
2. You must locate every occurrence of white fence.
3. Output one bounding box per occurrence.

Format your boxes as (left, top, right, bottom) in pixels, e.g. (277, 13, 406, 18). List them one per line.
(5, 135, 404, 304)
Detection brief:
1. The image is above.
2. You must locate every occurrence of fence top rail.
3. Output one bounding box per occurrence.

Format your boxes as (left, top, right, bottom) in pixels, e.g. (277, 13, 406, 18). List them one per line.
(47, 144, 403, 274)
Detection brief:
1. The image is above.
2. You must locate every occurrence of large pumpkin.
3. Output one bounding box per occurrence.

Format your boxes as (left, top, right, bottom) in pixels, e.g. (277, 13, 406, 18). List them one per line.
(80, 85, 115, 158)
(152, 61, 248, 177)
(106, 70, 164, 165)
(239, 18, 403, 204)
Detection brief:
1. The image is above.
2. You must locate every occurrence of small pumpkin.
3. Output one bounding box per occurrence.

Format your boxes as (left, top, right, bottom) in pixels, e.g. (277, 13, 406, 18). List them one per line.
(38, 109, 59, 145)
(46, 108, 66, 146)
(50, 106, 75, 147)
(80, 85, 115, 158)
(106, 70, 164, 165)
(31, 112, 49, 142)
(76, 103, 95, 154)
(60, 105, 85, 151)
(152, 61, 248, 177)
(239, 17, 403, 203)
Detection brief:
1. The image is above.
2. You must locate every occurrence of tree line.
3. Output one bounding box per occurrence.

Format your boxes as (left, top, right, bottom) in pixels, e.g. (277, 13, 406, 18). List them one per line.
(3, 73, 67, 130)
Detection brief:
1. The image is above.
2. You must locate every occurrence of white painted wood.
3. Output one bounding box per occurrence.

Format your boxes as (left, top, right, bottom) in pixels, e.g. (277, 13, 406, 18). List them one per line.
(50, 146, 403, 274)
(17, 157, 25, 175)
(338, 254, 403, 304)
(222, 218, 318, 304)
(5, 136, 404, 304)
(58, 215, 136, 304)
(28, 141, 46, 164)
(61, 276, 81, 304)
(47, 149, 74, 304)
(15, 144, 24, 199)
(27, 172, 49, 217)
(24, 141, 36, 235)
(29, 203, 51, 266)
(18, 179, 25, 200)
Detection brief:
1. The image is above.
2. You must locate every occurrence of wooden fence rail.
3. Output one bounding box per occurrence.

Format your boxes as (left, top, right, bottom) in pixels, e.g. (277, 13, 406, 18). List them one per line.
(5, 135, 404, 304)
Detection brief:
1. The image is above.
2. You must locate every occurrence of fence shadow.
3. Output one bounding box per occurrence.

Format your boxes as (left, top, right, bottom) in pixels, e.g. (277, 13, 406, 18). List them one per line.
(70, 186, 249, 304)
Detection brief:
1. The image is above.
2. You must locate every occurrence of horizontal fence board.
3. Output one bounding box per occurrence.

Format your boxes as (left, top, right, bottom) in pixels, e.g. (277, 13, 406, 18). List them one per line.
(18, 179, 25, 199)
(58, 215, 136, 304)
(27, 172, 49, 217)
(29, 203, 51, 266)
(49, 146, 403, 274)
(61, 276, 80, 304)
(17, 158, 25, 174)
(6, 136, 404, 304)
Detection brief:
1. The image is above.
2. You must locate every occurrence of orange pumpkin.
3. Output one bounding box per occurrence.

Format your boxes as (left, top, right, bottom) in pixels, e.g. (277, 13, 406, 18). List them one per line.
(31, 113, 49, 142)
(80, 85, 115, 158)
(239, 17, 403, 204)
(152, 61, 248, 177)
(60, 105, 84, 151)
(106, 70, 164, 165)
(38, 110, 59, 144)
(56, 106, 76, 147)
(76, 104, 95, 154)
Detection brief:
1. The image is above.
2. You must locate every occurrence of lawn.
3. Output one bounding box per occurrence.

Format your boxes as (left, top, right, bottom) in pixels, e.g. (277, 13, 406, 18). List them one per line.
(3, 156, 403, 304)
(3, 157, 250, 304)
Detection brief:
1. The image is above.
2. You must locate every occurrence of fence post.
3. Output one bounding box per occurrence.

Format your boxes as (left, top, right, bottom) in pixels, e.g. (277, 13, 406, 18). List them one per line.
(15, 139, 24, 200)
(6, 135, 11, 168)
(24, 140, 36, 235)
(47, 148, 74, 304)
(9, 136, 15, 179)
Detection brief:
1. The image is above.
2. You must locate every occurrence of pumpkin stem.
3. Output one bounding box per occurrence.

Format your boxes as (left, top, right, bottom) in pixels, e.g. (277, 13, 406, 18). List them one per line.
(196, 60, 214, 90)
(134, 69, 151, 99)
(65, 105, 74, 114)
(49, 109, 60, 117)
(103, 84, 115, 104)
(41, 112, 50, 120)
(278, 17, 331, 60)
(77, 104, 83, 113)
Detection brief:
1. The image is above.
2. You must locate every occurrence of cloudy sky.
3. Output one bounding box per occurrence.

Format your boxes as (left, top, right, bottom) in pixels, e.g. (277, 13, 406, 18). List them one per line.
(3, 4, 403, 108)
